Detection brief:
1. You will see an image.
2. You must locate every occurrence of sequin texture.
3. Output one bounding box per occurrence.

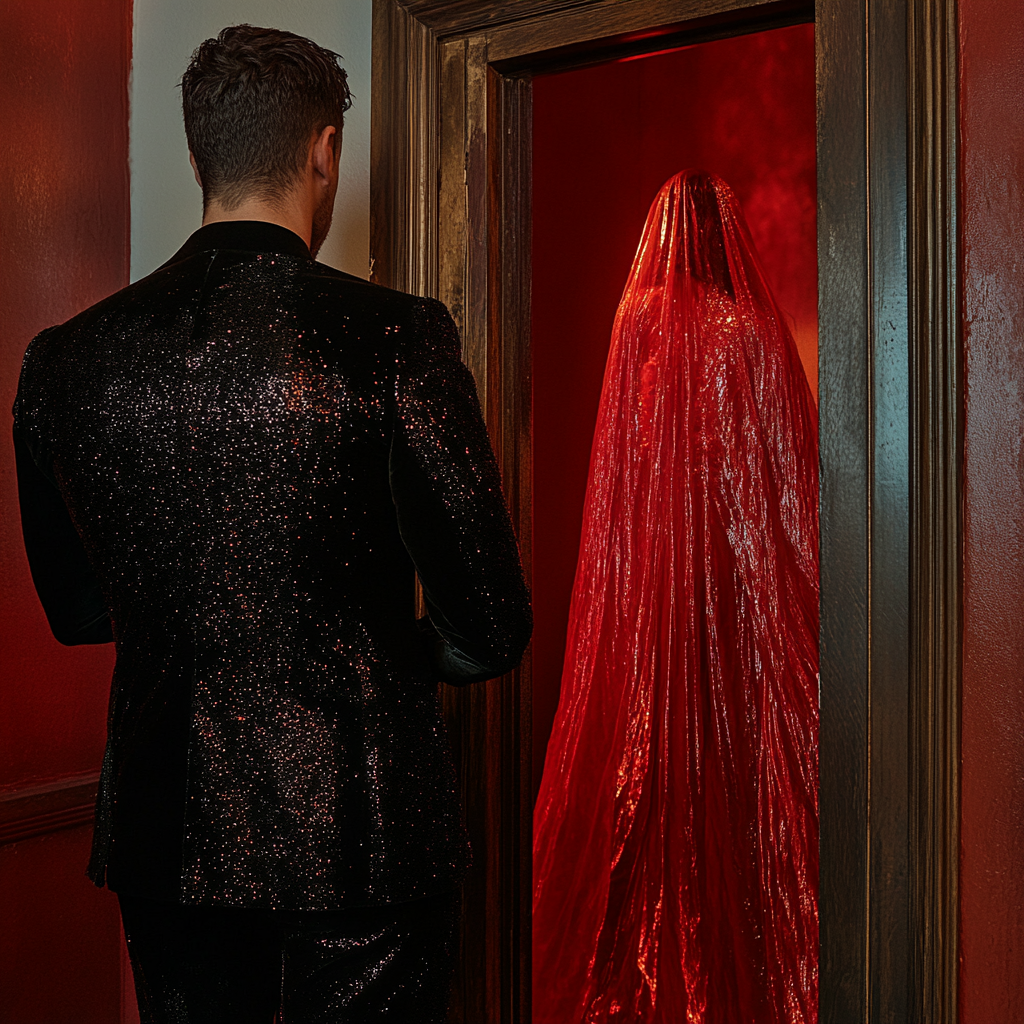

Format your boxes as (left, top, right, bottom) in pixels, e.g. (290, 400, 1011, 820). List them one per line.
(13, 223, 532, 910)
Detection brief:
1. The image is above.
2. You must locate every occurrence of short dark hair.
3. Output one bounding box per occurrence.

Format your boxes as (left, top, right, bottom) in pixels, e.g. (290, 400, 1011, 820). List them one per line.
(181, 25, 352, 210)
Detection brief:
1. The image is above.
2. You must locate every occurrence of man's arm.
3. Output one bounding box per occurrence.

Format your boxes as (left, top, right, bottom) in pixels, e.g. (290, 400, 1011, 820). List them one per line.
(13, 428, 112, 645)
(389, 298, 531, 685)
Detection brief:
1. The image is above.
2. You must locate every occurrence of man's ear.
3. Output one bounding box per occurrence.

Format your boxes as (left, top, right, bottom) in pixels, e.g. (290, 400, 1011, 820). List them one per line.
(311, 126, 340, 181)
(189, 152, 203, 189)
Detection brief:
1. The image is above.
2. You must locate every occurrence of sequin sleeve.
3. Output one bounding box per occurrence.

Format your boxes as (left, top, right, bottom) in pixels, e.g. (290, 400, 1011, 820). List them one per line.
(12, 340, 112, 647)
(389, 298, 532, 684)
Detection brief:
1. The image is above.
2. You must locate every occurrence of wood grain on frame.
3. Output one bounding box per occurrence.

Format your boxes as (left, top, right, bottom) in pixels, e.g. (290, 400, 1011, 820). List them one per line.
(908, 0, 960, 1018)
(815, 0, 871, 1015)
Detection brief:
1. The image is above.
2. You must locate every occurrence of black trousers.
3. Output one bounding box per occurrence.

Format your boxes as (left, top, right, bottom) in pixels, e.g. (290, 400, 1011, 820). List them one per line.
(119, 888, 460, 1024)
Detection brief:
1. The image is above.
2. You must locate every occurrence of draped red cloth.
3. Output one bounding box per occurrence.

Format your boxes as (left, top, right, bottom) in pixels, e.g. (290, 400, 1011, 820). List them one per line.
(532, 170, 819, 1024)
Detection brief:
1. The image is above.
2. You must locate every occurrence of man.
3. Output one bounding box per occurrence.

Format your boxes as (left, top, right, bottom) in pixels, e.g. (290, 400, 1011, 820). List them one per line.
(13, 24, 531, 1023)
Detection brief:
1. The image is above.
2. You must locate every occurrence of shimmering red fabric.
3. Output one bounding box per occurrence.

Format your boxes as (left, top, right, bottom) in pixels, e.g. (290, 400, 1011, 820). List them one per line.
(533, 170, 819, 1024)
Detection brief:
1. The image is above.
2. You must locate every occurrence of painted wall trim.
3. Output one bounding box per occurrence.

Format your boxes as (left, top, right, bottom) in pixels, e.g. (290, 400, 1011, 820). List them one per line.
(0, 774, 98, 846)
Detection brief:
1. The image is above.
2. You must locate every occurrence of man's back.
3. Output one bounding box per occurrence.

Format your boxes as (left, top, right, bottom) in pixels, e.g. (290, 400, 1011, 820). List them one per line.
(14, 220, 532, 910)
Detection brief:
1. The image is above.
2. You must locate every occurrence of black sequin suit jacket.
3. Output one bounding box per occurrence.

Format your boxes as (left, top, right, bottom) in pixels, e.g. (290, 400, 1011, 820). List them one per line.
(13, 221, 532, 910)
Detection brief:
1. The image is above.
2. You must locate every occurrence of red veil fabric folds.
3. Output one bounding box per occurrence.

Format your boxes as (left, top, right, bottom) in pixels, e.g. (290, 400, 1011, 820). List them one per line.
(532, 170, 819, 1024)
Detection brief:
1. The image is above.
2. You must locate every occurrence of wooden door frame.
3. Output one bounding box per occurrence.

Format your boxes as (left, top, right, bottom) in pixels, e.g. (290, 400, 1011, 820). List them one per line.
(370, 1, 960, 1020)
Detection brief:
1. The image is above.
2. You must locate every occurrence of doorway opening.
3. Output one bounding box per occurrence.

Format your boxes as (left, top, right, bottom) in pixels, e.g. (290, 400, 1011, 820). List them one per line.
(531, 23, 818, 793)
(529, 25, 819, 1016)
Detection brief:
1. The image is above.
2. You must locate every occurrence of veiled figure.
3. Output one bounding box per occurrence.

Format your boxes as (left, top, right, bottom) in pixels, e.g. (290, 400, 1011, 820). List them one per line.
(532, 170, 819, 1024)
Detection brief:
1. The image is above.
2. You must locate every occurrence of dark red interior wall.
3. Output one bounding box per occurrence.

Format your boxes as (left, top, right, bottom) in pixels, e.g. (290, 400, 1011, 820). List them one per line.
(0, 0, 127, 790)
(959, 1, 1024, 1019)
(0, 829, 123, 1024)
(0, 1, 130, 1020)
(531, 24, 817, 793)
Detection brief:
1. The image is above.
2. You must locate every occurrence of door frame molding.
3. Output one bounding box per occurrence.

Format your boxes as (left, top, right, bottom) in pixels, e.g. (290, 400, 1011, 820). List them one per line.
(370, 1, 960, 1019)
(908, 0, 960, 1017)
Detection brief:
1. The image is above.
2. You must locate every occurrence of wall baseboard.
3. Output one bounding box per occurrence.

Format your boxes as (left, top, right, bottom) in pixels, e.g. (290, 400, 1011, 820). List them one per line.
(0, 773, 98, 845)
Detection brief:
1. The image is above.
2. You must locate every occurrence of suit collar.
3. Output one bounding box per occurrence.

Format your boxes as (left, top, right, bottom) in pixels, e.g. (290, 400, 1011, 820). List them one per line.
(165, 220, 312, 267)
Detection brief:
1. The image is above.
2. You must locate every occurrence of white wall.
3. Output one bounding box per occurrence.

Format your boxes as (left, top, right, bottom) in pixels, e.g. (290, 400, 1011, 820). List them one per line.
(130, 0, 371, 282)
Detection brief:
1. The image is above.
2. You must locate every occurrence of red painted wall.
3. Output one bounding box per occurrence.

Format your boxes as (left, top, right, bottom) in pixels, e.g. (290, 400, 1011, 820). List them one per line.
(0, 0, 130, 1020)
(0, 0, 127, 790)
(531, 24, 817, 792)
(0, 829, 123, 1023)
(959, 2, 1024, 1020)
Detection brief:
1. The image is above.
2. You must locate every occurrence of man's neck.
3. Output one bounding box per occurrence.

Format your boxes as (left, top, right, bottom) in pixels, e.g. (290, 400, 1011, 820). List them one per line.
(201, 197, 312, 250)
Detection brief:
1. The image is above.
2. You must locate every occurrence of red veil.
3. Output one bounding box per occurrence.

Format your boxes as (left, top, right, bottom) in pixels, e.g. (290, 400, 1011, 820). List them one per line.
(532, 170, 819, 1024)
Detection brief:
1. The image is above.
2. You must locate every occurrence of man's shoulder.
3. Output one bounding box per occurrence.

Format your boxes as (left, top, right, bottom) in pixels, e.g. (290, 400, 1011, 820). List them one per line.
(296, 261, 444, 321)
(31, 254, 212, 352)
(295, 263, 456, 353)
(27, 252, 453, 368)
